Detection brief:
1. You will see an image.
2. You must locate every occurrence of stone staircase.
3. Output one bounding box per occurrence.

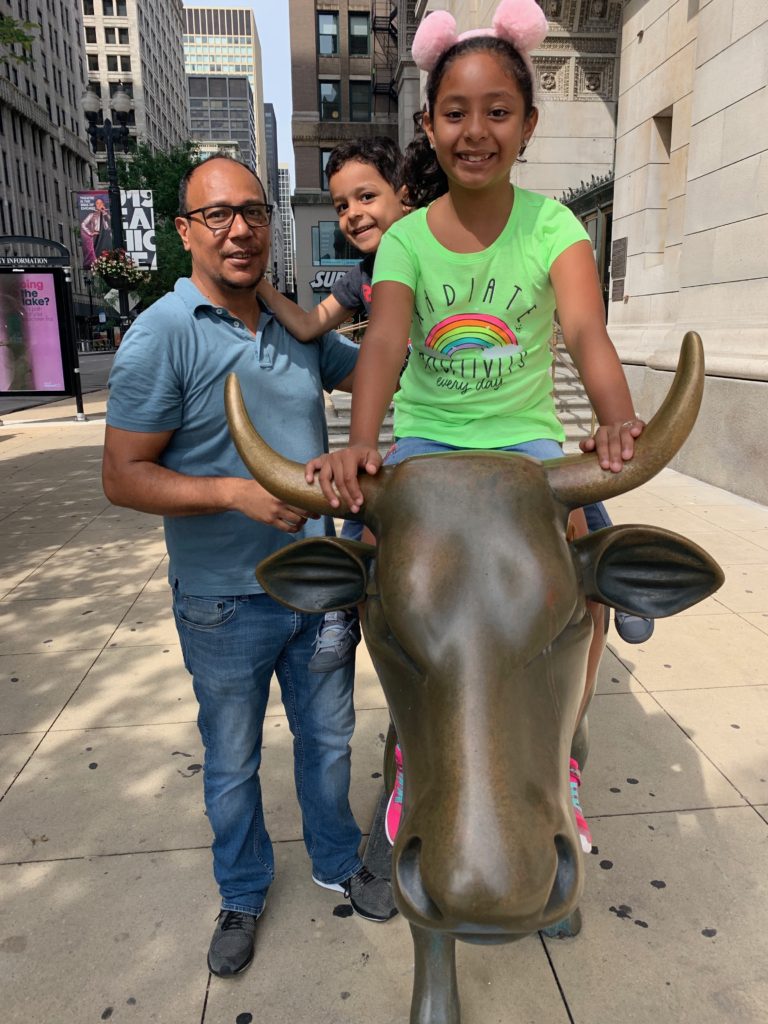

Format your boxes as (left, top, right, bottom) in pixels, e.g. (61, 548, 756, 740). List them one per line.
(550, 339, 595, 454)
(326, 390, 395, 454)
(325, 336, 594, 455)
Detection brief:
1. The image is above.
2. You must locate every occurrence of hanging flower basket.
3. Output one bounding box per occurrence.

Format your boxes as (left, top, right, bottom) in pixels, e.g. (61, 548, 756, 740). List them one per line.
(92, 248, 149, 289)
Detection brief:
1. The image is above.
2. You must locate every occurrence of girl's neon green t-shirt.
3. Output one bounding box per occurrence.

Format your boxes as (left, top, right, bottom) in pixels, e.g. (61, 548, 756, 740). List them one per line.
(372, 188, 590, 448)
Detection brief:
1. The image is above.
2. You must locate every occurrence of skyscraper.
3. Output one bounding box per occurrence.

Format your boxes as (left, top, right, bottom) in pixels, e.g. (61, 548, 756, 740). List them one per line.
(82, 0, 189, 175)
(263, 102, 279, 205)
(183, 5, 268, 189)
(187, 74, 256, 171)
(278, 165, 296, 297)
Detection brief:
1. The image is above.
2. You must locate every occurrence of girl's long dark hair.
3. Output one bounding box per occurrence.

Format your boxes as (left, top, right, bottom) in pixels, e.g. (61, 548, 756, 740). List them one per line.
(404, 35, 536, 209)
(403, 110, 448, 209)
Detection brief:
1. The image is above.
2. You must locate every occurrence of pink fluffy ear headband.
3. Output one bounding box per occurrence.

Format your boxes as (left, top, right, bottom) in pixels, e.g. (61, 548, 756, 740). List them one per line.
(412, 0, 548, 73)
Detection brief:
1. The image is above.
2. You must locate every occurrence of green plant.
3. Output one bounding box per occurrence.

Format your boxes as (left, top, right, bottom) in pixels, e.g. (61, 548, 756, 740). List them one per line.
(92, 248, 150, 287)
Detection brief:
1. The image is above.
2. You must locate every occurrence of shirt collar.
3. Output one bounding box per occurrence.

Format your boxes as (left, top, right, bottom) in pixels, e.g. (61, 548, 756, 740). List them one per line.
(174, 277, 274, 325)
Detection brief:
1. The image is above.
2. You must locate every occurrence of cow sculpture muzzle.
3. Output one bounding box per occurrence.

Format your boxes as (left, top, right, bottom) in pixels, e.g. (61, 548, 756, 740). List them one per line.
(224, 332, 723, 1024)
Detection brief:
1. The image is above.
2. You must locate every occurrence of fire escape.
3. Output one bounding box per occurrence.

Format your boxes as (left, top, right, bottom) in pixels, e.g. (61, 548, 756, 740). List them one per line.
(371, 0, 398, 109)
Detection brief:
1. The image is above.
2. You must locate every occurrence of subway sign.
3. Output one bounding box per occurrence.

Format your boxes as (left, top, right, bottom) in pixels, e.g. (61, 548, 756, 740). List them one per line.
(308, 269, 348, 291)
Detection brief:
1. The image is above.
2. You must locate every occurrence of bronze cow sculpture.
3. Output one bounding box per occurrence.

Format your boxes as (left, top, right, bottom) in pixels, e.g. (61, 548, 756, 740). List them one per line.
(225, 332, 723, 1023)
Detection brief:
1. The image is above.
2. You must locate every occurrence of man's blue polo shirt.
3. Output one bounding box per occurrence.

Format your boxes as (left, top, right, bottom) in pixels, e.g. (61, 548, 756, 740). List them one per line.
(106, 278, 358, 595)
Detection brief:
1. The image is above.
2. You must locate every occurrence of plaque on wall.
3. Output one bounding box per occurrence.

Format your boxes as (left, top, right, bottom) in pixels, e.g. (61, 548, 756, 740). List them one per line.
(611, 236, 628, 302)
(611, 236, 627, 278)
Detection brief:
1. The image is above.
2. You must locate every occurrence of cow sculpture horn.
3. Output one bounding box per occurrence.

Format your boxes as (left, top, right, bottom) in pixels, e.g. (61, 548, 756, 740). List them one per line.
(224, 373, 383, 518)
(543, 331, 704, 507)
(225, 331, 704, 515)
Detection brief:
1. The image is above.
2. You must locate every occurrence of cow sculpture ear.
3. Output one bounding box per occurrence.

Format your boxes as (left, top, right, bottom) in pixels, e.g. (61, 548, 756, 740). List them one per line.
(256, 537, 375, 613)
(573, 525, 724, 617)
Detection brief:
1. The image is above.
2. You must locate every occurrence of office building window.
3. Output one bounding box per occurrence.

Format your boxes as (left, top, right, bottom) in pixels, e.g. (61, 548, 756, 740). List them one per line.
(317, 12, 338, 56)
(319, 80, 340, 120)
(350, 80, 371, 122)
(312, 221, 360, 265)
(349, 13, 370, 56)
(320, 149, 333, 190)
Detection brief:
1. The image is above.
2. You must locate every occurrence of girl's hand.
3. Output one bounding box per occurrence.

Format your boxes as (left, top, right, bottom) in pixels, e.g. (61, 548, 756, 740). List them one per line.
(305, 445, 382, 512)
(579, 418, 645, 473)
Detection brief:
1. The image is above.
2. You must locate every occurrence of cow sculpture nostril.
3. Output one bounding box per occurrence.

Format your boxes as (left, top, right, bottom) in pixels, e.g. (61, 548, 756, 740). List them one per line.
(396, 837, 444, 923)
(544, 834, 580, 917)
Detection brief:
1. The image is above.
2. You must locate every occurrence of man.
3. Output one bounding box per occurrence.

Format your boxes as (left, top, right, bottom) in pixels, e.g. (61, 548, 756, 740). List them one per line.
(102, 155, 395, 980)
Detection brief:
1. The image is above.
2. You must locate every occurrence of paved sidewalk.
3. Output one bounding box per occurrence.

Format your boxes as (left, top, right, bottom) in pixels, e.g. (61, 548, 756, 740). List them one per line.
(1, 399, 767, 1024)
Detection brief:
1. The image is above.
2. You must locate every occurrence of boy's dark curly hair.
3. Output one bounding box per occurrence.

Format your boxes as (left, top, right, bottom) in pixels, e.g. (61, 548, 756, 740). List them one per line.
(324, 136, 404, 192)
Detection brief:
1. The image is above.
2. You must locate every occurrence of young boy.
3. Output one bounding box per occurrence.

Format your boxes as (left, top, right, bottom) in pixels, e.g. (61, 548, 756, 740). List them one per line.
(256, 137, 409, 673)
(257, 136, 407, 341)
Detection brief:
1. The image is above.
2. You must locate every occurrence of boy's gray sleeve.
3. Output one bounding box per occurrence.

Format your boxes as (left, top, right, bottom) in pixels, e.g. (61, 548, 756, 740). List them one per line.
(317, 330, 359, 392)
(330, 264, 363, 312)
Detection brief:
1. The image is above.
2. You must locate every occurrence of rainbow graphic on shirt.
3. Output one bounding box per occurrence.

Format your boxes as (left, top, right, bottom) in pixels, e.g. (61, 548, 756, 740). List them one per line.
(423, 313, 518, 357)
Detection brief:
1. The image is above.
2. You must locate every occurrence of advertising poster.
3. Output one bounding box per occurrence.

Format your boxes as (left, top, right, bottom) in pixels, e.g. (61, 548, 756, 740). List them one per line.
(0, 272, 65, 392)
(77, 190, 113, 271)
(122, 189, 157, 271)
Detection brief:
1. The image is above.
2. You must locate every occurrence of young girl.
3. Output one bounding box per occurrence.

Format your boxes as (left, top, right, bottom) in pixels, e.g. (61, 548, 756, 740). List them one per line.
(306, 0, 645, 848)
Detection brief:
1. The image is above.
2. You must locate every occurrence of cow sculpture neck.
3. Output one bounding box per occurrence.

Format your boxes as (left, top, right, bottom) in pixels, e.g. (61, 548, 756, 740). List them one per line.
(225, 333, 723, 1023)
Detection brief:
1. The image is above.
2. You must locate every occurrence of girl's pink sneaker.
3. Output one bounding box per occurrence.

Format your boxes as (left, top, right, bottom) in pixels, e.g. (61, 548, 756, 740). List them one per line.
(569, 757, 593, 853)
(385, 744, 404, 845)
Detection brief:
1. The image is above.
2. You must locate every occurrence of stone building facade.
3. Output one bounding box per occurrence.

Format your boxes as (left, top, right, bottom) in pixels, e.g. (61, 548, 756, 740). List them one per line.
(414, 0, 623, 198)
(409, 0, 767, 501)
(0, 0, 94, 319)
(290, 0, 418, 308)
(609, 0, 768, 502)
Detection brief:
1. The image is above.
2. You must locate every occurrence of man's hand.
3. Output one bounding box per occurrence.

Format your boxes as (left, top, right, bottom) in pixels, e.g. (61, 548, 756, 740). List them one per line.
(304, 445, 382, 513)
(230, 477, 317, 532)
(580, 418, 645, 473)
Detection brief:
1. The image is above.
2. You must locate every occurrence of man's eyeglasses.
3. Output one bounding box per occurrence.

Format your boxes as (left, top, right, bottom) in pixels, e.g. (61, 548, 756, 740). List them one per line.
(183, 203, 273, 230)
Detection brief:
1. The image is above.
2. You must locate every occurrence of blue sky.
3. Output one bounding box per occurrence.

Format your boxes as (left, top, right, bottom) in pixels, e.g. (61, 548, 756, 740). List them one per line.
(182, 1, 295, 182)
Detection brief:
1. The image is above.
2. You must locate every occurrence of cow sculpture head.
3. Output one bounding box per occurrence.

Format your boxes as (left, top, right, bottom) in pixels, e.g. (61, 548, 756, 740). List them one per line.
(225, 333, 722, 957)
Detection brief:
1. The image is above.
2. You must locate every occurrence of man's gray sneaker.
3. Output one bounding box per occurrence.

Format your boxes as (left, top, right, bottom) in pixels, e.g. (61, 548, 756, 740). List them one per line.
(313, 866, 398, 922)
(207, 909, 259, 977)
(308, 609, 361, 673)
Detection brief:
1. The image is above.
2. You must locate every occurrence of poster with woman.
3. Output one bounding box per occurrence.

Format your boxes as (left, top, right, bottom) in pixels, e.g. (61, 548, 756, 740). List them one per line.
(0, 272, 65, 392)
(77, 191, 114, 270)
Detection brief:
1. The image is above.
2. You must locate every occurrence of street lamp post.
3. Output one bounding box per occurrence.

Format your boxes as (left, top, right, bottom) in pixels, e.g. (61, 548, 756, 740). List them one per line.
(83, 273, 94, 349)
(81, 84, 132, 331)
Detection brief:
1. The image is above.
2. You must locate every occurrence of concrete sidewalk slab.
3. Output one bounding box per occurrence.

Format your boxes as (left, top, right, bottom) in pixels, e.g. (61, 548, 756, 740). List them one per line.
(0, 848, 212, 1024)
(204, 844, 570, 1024)
(2, 420, 767, 1023)
(0, 649, 99, 734)
(608, 613, 768, 690)
(546, 807, 768, 1024)
(583, 690, 745, 815)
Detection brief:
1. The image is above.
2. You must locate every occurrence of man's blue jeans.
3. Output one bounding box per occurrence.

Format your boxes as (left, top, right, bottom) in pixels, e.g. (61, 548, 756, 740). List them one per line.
(172, 589, 363, 916)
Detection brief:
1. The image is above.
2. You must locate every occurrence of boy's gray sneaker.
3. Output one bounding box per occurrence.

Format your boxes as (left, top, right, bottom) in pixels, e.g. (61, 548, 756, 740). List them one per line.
(313, 866, 398, 922)
(614, 611, 655, 644)
(308, 609, 361, 673)
(207, 909, 259, 977)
